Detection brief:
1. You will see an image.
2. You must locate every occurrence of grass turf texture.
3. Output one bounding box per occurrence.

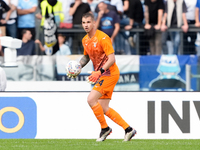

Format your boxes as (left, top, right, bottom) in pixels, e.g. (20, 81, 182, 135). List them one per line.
(0, 139, 199, 150)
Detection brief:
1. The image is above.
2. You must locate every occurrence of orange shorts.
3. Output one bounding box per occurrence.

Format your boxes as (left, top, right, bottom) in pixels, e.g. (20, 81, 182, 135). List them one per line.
(93, 74, 120, 99)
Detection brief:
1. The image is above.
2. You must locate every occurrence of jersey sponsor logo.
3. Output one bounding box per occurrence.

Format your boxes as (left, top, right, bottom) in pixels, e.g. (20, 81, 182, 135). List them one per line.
(0, 97, 37, 138)
(102, 36, 106, 40)
(93, 42, 97, 47)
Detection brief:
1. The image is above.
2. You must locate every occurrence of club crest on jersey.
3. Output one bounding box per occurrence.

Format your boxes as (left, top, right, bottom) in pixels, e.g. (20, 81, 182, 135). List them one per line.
(93, 42, 97, 47)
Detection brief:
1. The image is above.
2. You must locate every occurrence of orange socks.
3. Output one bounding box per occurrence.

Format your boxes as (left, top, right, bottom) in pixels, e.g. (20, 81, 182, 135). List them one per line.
(91, 103, 129, 130)
(105, 108, 129, 130)
(91, 102, 108, 129)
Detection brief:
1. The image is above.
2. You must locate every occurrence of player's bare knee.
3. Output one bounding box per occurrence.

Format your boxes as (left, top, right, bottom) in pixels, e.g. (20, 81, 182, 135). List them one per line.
(87, 96, 97, 107)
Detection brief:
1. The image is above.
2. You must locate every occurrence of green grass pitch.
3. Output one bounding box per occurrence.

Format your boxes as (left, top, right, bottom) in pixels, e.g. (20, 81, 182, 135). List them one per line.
(0, 139, 199, 150)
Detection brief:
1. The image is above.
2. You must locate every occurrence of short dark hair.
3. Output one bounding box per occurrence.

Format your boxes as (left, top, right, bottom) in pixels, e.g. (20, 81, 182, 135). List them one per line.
(82, 12, 95, 20)
(22, 29, 30, 36)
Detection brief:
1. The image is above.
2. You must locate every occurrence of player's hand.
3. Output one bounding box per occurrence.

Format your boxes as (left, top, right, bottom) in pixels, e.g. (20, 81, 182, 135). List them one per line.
(87, 71, 101, 84)
(66, 71, 81, 79)
(66, 73, 79, 79)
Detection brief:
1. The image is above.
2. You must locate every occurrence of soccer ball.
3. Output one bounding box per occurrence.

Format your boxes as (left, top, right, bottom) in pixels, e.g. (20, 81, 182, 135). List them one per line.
(66, 60, 82, 77)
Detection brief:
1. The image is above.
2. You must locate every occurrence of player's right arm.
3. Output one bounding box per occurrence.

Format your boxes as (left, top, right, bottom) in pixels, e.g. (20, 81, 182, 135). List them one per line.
(79, 55, 90, 68)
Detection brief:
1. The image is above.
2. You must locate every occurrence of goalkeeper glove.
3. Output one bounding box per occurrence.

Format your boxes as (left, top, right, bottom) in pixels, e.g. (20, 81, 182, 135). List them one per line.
(87, 70, 101, 84)
(66, 73, 79, 79)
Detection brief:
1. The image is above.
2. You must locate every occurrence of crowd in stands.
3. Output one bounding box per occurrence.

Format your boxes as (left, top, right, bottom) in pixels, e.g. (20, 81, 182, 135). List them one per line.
(0, 0, 200, 56)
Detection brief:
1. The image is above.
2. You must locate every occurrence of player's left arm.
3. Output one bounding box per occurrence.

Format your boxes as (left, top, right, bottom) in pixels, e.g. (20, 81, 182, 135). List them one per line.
(79, 55, 90, 68)
(87, 53, 115, 84)
(101, 53, 115, 70)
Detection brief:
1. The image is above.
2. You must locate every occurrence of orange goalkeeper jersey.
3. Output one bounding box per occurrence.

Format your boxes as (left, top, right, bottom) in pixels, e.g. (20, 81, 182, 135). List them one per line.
(82, 30, 119, 76)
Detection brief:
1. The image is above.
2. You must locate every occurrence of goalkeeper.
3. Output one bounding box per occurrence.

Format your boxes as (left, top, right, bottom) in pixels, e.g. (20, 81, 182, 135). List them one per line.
(67, 12, 136, 142)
